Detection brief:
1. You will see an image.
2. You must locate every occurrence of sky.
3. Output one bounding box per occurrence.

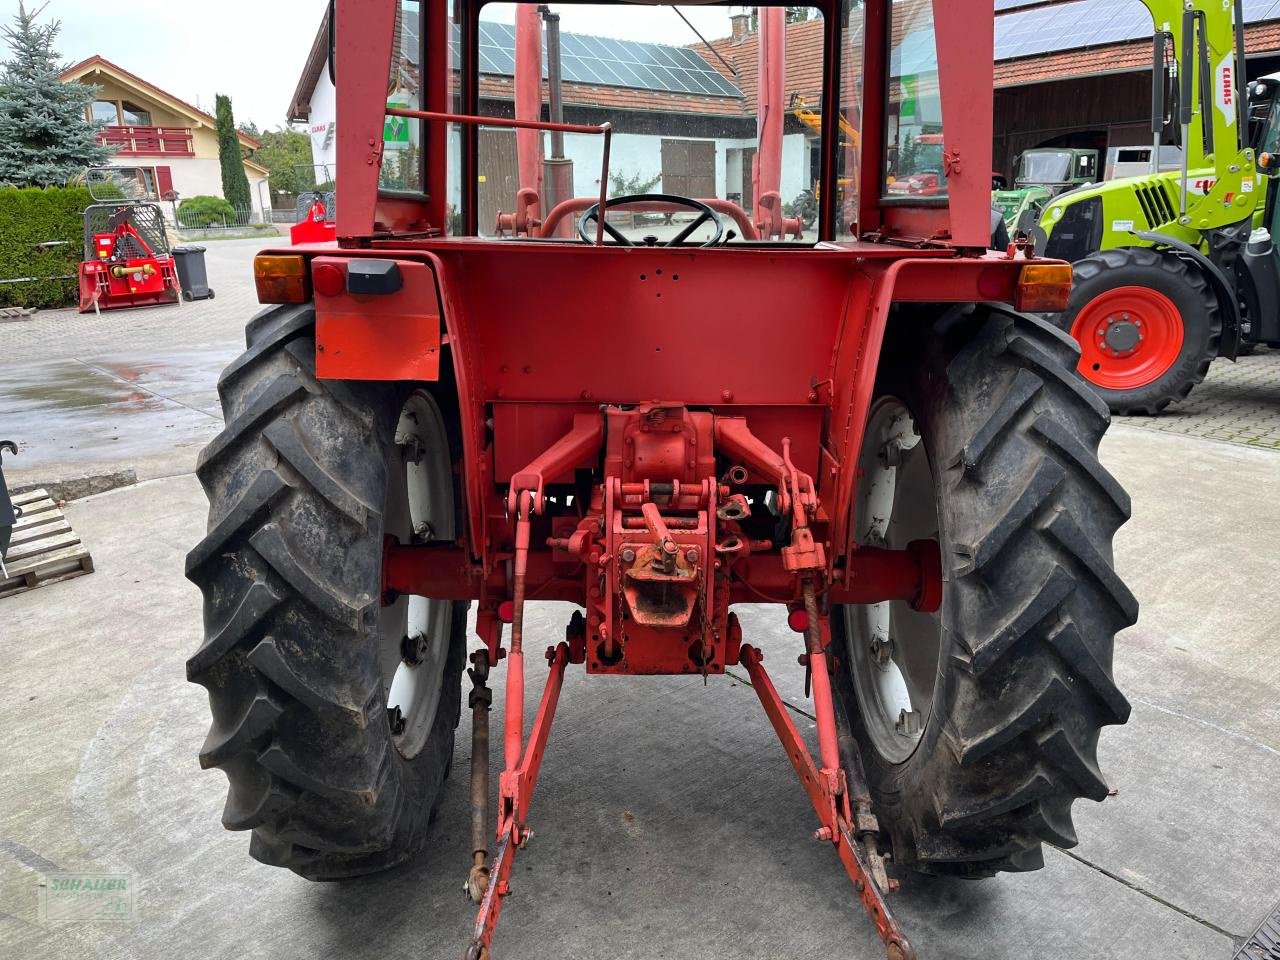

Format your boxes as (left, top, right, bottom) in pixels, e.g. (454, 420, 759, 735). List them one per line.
(3, 0, 738, 131)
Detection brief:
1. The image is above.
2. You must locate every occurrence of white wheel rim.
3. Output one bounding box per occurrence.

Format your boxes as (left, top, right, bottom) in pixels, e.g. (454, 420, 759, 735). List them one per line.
(379, 391, 454, 760)
(843, 397, 942, 765)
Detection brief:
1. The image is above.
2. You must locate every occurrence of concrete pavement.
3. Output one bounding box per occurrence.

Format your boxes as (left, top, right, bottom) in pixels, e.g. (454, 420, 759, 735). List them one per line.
(0, 237, 275, 490)
(0, 424, 1277, 960)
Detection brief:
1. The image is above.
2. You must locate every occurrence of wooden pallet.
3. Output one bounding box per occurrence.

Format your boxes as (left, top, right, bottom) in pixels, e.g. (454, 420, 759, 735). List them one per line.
(1, 488, 94, 599)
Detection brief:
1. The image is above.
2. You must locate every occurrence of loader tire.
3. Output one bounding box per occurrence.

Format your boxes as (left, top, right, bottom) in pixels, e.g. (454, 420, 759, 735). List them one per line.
(832, 304, 1138, 878)
(1051, 247, 1220, 415)
(185, 304, 467, 880)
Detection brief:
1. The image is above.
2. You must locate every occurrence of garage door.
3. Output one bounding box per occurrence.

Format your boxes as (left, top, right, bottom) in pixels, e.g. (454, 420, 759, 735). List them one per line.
(661, 139, 716, 198)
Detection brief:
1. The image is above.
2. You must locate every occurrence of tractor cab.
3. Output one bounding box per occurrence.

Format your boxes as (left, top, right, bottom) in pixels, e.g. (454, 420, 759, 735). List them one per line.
(994, 147, 1099, 233)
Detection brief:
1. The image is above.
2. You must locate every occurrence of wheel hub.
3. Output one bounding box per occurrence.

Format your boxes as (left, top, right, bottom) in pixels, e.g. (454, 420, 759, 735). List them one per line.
(1070, 286, 1185, 391)
(1101, 315, 1143, 356)
(844, 397, 942, 765)
(378, 392, 455, 760)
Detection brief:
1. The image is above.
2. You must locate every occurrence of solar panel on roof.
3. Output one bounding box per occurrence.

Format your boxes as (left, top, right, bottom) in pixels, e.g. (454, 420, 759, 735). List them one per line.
(994, 0, 1280, 62)
(459, 19, 742, 98)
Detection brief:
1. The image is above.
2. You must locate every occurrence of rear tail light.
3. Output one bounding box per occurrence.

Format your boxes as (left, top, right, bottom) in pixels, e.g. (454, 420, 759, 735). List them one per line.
(1015, 263, 1073, 313)
(254, 254, 310, 304)
(312, 262, 346, 298)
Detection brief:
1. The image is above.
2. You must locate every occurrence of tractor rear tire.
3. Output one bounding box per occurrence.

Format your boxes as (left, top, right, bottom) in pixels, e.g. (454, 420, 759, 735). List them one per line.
(1052, 247, 1219, 415)
(185, 304, 467, 880)
(832, 304, 1138, 878)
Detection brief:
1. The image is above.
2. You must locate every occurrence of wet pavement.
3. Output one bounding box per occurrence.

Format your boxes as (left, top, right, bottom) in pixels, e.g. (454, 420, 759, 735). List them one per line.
(0, 237, 272, 488)
(0, 350, 232, 484)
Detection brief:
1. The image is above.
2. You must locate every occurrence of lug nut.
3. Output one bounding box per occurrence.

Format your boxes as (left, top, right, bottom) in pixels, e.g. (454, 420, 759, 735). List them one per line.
(387, 705, 406, 735)
(401, 633, 429, 666)
(895, 709, 922, 736)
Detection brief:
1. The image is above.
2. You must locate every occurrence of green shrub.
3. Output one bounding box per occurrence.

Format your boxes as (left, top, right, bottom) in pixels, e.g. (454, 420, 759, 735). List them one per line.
(177, 195, 237, 228)
(0, 185, 90, 308)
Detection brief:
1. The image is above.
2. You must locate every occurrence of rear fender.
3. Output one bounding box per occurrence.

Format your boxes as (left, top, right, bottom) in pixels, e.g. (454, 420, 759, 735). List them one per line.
(312, 256, 443, 381)
(826, 255, 1037, 563)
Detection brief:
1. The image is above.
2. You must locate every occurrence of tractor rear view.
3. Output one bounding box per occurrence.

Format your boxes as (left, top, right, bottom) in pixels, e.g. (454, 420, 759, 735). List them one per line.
(185, 2, 1136, 957)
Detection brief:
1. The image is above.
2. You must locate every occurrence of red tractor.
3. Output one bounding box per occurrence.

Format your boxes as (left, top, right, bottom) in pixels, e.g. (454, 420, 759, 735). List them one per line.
(186, 3, 1137, 958)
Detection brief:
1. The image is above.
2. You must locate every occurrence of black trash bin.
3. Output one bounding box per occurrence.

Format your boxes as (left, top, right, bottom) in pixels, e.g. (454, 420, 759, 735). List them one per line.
(171, 245, 214, 301)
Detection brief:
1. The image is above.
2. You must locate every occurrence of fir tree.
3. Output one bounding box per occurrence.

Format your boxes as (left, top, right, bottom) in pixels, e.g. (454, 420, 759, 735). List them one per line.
(0, 1, 109, 187)
(215, 93, 251, 211)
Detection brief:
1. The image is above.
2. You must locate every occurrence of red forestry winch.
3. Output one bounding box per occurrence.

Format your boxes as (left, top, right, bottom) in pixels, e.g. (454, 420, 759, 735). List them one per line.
(78, 200, 180, 313)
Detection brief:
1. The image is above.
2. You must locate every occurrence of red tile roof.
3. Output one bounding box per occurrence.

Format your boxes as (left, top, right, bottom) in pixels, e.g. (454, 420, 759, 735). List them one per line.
(478, 73, 743, 116)
(996, 20, 1280, 88)
(702, 17, 826, 116)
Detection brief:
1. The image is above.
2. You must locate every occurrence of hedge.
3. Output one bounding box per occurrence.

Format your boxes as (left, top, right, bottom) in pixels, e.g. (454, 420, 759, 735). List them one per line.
(0, 185, 92, 309)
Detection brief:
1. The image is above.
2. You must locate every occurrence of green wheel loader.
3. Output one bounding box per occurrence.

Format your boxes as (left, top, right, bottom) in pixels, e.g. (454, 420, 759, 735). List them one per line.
(1037, 0, 1280, 414)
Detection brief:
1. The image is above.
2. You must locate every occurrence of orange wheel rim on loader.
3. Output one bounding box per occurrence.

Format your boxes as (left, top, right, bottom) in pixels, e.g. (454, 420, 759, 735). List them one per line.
(1071, 286, 1184, 391)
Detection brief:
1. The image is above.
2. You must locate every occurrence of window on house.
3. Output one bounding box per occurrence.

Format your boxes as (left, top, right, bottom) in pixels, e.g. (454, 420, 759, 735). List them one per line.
(121, 101, 152, 126)
(91, 100, 120, 124)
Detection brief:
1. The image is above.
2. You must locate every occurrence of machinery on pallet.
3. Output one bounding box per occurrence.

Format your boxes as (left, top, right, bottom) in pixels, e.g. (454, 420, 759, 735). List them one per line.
(185, 3, 1137, 958)
(78, 168, 181, 314)
(1036, 0, 1280, 414)
(993, 147, 1099, 234)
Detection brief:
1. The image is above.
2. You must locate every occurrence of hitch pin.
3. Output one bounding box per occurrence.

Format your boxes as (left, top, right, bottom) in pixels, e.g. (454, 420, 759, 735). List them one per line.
(640, 501, 678, 573)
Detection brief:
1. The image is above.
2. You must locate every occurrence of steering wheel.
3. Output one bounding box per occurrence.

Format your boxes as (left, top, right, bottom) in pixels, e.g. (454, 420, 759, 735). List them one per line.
(578, 193, 725, 247)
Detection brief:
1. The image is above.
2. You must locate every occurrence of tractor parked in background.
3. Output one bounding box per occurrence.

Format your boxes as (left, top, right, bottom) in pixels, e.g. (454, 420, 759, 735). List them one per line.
(1038, 0, 1280, 414)
(185, 2, 1136, 958)
(994, 147, 1099, 234)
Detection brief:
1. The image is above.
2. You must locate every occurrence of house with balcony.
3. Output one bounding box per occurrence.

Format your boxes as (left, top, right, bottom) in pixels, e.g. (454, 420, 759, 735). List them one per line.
(59, 55, 272, 219)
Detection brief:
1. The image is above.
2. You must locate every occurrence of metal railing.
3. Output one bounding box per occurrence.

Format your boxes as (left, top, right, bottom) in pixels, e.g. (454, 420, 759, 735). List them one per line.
(97, 125, 195, 156)
(173, 203, 275, 236)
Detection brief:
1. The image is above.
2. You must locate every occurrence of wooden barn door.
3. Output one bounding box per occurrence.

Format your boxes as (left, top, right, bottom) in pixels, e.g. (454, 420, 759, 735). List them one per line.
(661, 139, 716, 198)
(478, 128, 519, 235)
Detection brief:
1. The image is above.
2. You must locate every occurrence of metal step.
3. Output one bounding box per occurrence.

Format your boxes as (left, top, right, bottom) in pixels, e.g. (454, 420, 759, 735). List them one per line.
(1237, 899, 1280, 960)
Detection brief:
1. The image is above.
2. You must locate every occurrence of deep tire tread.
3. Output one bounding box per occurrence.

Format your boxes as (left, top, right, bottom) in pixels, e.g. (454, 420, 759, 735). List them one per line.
(186, 305, 465, 880)
(836, 305, 1136, 879)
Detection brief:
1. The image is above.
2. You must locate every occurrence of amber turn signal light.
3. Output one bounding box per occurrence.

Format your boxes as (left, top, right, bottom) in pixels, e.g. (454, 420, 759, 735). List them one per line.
(1015, 263, 1073, 313)
(254, 254, 310, 304)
